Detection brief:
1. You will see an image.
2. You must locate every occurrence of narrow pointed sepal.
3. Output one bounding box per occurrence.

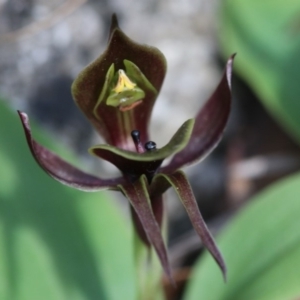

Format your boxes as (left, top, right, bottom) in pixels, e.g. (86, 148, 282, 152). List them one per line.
(129, 193, 164, 249)
(152, 171, 227, 281)
(118, 175, 174, 284)
(18, 111, 124, 191)
(163, 55, 235, 173)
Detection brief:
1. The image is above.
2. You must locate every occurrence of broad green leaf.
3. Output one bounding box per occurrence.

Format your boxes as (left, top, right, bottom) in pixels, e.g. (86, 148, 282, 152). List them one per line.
(184, 171, 300, 300)
(0, 100, 136, 300)
(219, 0, 300, 142)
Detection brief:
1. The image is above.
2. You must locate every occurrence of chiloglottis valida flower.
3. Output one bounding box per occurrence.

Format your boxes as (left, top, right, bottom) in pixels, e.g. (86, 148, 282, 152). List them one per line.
(18, 14, 235, 282)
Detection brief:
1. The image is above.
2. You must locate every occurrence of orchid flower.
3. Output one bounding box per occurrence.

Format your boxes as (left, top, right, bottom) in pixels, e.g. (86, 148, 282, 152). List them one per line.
(18, 14, 234, 283)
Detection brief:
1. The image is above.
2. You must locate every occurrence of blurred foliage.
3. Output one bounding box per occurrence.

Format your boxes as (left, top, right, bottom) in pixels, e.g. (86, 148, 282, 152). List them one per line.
(218, 0, 300, 143)
(184, 2, 300, 298)
(184, 171, 300, 300)
(0, 100, 136, 300)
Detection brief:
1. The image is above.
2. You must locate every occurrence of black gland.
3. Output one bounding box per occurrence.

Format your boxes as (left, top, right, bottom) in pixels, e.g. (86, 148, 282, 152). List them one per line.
(145, 141, 156, 151)
(131, 130, 141, 143)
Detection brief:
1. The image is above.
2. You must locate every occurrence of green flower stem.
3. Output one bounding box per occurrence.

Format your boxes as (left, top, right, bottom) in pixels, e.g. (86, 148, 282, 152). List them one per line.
(132, 209, 167, 300)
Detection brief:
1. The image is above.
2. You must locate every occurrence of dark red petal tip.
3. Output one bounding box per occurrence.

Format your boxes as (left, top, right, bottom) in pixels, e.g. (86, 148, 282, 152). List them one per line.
(109, 13, 120, 38)
(118, 176, 174, 284)
(152, 171, 227, 281)
(163, 55, 235, 173)
(18, 111, 123, 191)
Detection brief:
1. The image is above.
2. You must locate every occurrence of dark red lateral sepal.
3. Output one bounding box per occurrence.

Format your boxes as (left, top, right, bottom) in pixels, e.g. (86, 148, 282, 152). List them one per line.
(162, 55, 235, 173)
(118, 175, 174, 284)
(152, 171, 227, 281)
(18, 111, 124, 191)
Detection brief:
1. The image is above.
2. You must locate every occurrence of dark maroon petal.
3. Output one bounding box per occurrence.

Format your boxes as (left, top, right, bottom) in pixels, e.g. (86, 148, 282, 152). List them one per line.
(90, 119, 194, 182)
(162, 55, 235, 173)
(91, 146, 163, 183)
(71, 14, 166, 149)
(18, 111, 124, 191)
(152, 171, 227, 281)
(119, 175, 173, 283)
(151, 194, 164, 229)
(130, 194, 164, 247)
(149, 174, 172, 197)
(130, 205, 150, 246)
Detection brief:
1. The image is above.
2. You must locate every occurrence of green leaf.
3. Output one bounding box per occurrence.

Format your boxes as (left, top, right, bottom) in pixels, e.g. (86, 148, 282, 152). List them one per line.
(184, 171, 300, 300)
(219, 0, 300, 142)
(0, 100, 136, 300)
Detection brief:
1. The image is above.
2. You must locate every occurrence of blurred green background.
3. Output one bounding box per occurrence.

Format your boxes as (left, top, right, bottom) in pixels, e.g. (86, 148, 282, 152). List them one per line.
(185, 1, 300, 299)
(185, 171, 300, 300)
(2, 0, 300, 299)
(219, 0, 300, 144)
(0, 101, 136, 300)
